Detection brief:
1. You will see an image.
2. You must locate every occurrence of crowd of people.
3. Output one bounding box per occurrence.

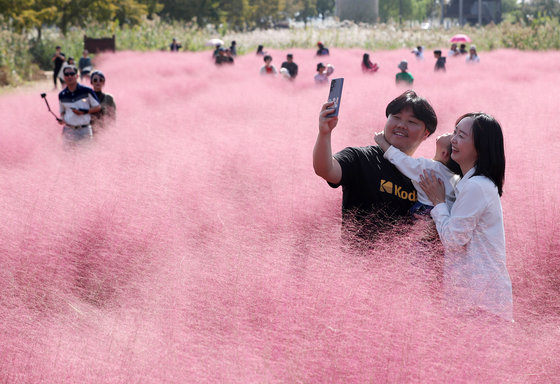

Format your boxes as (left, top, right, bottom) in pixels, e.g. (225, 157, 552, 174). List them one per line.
(206, 39, 479, 87)
(51, 45, 117, 143)
(252, 42, 335, 83)
(51, 38, 482, 145)
(409, 42, 480, 74)
(396, 42, 481, 84)
(48, 39, 509, 324)
(51, 38, 481, 145)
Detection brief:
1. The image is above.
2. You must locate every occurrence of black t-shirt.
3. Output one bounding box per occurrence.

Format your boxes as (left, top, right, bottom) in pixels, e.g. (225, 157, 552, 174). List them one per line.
(53, 52, 66, 71)
(281, 61, 298, 78)
(329, 145, 417, 238)
(215, 55, 233, 65)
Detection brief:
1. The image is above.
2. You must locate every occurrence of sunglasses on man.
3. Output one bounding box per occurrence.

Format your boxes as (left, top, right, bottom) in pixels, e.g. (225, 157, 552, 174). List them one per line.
(63, 71, 76, 76)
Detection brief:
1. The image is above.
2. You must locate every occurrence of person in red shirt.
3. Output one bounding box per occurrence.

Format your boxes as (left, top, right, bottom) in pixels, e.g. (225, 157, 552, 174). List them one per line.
(259, 55, 278, 76)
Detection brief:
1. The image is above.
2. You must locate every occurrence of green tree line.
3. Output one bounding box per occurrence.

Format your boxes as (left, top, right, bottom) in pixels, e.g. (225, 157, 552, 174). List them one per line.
(0, 0, 337, 35)
(2, 0, 560, 37)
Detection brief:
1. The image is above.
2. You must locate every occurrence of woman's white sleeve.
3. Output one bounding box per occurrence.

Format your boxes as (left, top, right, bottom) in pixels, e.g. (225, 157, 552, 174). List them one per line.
(430, 181, 488, 249)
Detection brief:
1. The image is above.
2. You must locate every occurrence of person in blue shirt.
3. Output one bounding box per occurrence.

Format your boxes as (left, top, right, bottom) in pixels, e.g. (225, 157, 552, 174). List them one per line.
(316, 42, 330, 56)
(58, 65, 101, 142)
(170, 38, 182, 52)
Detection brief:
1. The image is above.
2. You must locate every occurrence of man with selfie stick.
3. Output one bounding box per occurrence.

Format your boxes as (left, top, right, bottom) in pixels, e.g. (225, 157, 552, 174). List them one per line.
(58, 65, 101, 142)
(313, 90, 437, 241)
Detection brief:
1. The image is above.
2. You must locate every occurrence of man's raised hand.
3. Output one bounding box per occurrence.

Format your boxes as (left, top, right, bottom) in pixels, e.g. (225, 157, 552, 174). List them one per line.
(318, 101, 339, 134)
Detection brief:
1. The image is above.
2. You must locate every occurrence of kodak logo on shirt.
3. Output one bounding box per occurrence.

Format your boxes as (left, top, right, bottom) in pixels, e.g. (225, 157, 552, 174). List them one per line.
(380, 179, 417, 202)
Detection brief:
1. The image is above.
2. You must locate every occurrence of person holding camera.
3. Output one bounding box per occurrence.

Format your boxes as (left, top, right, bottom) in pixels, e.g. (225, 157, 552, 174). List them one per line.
(170, 38, 182, 52)
(58, 65, 101, 142)
(313, 90, 438, 241)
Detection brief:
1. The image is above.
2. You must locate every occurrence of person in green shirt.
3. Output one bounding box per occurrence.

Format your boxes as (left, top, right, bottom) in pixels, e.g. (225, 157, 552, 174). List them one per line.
(396, 60, 414, 85)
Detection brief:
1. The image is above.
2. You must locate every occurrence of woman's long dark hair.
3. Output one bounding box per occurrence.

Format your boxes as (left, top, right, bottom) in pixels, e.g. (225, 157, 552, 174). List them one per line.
(456, 112, 506, 196)
(362, 53, 372, 69)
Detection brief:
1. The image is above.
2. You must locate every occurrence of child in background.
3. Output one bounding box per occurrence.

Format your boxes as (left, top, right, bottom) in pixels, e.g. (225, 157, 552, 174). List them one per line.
(374, 132, 461, 215)
(434, 50, 446, 72)
(361, 53, 379, 73)
(314, 62, 334, 84)
(395, 60, 413, 85)
(259, 55, 277, 76)
(412, 46, 424, 60)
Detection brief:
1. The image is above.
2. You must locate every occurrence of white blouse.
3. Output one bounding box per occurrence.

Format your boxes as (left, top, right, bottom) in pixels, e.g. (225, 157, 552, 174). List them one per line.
(430, 167, 513, 321)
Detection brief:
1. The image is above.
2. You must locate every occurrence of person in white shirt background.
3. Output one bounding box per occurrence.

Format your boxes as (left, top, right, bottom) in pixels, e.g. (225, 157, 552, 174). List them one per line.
(466, 45, 480, 63)
(374, 131, 461, 215)
(259, 55, 278, 76)
(419, 113, 513, 321)
(314, 62, 334, 84)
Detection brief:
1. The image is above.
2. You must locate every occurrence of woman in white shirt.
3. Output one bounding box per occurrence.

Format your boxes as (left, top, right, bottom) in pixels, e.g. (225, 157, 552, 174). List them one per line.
(465, 45, 480, 63)
(419, 113, 513, 321)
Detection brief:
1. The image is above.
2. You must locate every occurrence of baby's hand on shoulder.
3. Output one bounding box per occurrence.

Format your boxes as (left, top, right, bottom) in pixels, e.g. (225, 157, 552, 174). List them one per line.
(374, 132, 390, 151)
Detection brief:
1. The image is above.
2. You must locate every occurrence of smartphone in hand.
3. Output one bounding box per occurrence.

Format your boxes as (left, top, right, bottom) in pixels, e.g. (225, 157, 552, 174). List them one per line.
(327, 78, 344, 117)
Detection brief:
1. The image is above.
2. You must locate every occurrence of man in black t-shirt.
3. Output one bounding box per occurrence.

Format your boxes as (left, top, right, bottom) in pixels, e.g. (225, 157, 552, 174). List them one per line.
(280, 53, 298, 79)
(434, 50, 446, 72)
(313, 90, 438, 240)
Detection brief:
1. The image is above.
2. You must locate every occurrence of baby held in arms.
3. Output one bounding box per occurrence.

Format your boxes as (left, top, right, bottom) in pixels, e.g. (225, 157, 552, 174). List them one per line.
(374, 132, 461, 215)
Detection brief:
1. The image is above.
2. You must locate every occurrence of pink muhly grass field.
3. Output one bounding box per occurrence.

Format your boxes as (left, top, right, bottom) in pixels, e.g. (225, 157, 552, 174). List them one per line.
(1, 48, 560, 383)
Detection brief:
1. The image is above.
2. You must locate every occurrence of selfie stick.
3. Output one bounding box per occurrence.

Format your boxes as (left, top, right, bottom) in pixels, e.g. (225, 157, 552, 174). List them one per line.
(40, 93, 62, 122)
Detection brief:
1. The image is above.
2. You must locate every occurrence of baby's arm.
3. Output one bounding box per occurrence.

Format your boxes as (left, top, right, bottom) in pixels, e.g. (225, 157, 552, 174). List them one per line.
(383, 145, 433, 182)
(374, 132, 390, 152)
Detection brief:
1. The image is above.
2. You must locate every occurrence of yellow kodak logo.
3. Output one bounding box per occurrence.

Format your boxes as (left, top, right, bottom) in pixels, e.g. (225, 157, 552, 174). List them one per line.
(380, 179, 417, 202)
(380, 180, 393, 194)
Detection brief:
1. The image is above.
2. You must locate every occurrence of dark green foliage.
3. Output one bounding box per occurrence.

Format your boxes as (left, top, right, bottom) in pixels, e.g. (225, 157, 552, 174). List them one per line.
(29, 38, 53, 70)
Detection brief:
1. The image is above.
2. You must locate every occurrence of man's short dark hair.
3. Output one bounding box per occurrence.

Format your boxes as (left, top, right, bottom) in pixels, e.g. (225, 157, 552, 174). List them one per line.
(385, 90, 437, 135)
(264, 55, 272, 62)
(287, 54, 293, 59)
(63, 65, 78, 75)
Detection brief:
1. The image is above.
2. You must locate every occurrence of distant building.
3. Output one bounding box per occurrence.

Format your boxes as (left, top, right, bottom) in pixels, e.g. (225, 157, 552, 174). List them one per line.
(446, 0, 502, 25)
(335, 0, 379, 23)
